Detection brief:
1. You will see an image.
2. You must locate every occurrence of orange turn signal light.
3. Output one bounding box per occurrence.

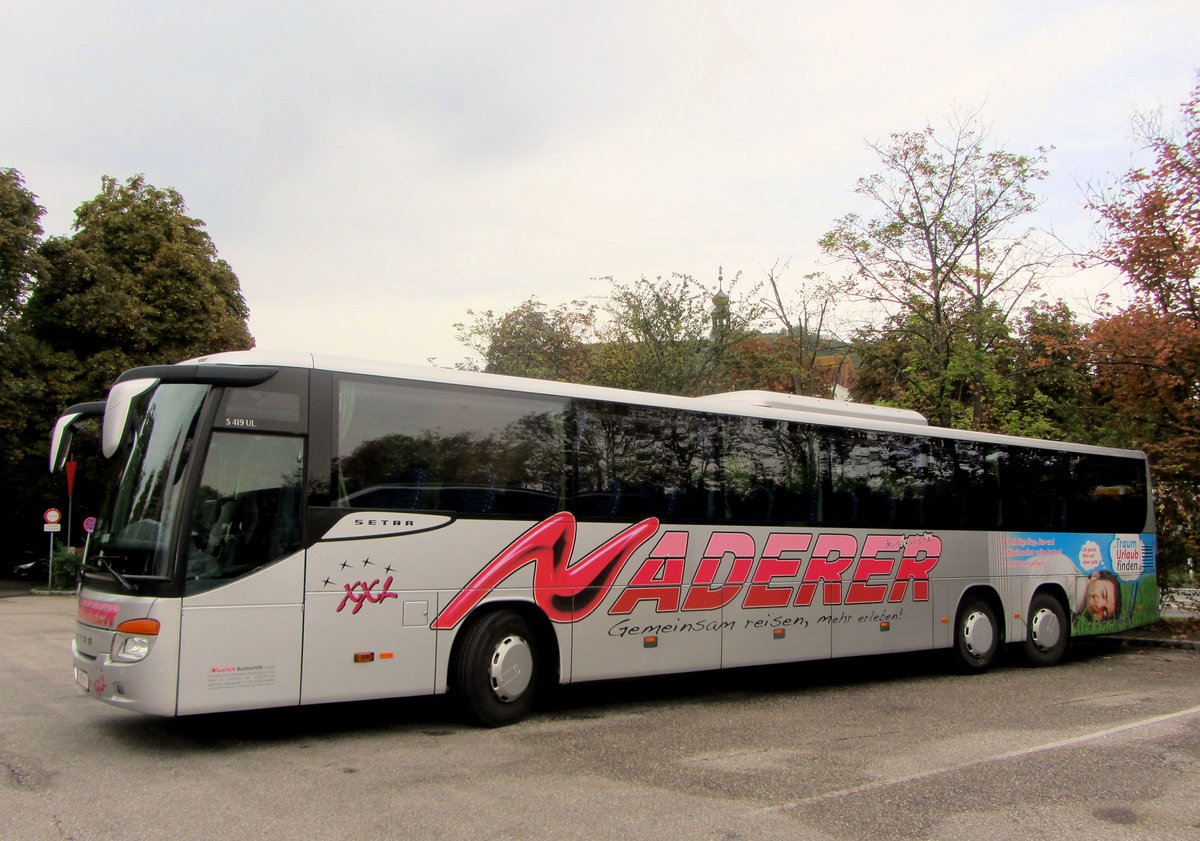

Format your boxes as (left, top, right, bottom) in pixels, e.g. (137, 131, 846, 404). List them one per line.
(115, 618, 160, 636)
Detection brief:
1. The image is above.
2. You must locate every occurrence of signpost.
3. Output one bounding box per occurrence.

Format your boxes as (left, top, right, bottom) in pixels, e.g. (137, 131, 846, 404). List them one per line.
(43, 509, 62, 589)
(64, 461, 76, 548)
(82, 516, 97, 570)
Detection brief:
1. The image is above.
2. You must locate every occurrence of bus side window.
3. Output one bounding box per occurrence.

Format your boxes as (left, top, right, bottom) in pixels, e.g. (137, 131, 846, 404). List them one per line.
(1069, 453, 1148, 534)
(333, 378, 568, 519)
(185, 432, 305, 593)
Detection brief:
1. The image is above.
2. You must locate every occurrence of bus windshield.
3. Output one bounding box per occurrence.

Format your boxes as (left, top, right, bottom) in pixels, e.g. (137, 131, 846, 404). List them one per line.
(85, 383, 210, 583)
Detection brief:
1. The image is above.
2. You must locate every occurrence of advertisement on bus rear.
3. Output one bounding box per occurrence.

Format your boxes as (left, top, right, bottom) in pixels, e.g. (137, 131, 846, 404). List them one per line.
(1001, 532, 1158, 635)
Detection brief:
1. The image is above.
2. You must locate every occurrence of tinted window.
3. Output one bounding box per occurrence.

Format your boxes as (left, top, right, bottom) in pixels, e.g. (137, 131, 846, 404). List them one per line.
(214, 368, 307, 433)
(1068, 453, 1148, 533)
(826, 428, 932, 528)
(186, 432, 305, 593)
(723, 418, 821, 524)
(334, 378, 567, 518)
(327, 376, 1148, 533)
(573, 401, 720, 520)
(937, 441, 1147, 533)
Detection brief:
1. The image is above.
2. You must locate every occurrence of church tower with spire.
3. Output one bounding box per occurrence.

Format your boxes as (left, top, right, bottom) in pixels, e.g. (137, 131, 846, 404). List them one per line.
(711, 266, 731, 339)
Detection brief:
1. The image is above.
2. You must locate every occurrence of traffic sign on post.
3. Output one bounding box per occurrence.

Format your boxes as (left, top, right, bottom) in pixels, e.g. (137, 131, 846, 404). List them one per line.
(82, 515, 97, 568)
(43, 509, 62, 589)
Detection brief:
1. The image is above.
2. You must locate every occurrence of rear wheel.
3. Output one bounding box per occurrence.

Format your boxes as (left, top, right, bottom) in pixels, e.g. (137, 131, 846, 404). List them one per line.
(451, 610, 539, 727)
(1022, 592, 1069, 667)
(952, 598, 999, 672)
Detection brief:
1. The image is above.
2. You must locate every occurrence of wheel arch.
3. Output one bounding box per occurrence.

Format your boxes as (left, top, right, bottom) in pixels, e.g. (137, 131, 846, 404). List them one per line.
(447, 599, 562, 689)
(955, 584, 1007, 641)
(1029, 583, 1070, 625)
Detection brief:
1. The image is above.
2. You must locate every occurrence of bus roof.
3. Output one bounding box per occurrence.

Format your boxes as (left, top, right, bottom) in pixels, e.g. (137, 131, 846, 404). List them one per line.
(182, 349, 1147, 461)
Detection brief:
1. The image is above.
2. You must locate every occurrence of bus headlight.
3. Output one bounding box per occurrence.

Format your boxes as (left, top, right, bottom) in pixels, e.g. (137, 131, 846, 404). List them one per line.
(111, 618, 160, 663)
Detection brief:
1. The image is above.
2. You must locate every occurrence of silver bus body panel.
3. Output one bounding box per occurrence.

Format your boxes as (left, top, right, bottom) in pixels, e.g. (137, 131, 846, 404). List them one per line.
(72, 593, 182, 716)
(74, 517, 1158, 715)
(176, 551, 305, 714)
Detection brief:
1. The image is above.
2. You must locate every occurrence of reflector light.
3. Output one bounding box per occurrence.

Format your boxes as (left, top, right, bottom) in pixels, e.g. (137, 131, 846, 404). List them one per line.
(354, 652, 375, 663)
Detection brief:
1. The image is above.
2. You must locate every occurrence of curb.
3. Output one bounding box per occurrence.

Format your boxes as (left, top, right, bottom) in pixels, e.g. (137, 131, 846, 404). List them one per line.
(1102, 635, 1199, 652)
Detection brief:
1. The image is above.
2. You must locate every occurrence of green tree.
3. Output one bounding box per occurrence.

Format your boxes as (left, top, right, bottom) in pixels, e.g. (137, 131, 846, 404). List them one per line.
(847, 292, 983, 427)
(457, 272, 765, 397)
(0, 168, 44, 330)
(0, 172, 254, 561)
(22, 175, 253, 396)
(758, 261, 852, 397)
(993, 299, 1096, 441)
(595, 272, 764, 396)
(0, 171, 64, 559)
(821, 113, 1056, 427)
(0, 169, 49, 468)
(456, 297, 597, 381)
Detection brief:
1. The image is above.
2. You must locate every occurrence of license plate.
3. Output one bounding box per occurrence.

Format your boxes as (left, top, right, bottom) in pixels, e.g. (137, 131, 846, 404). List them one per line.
(74, 668, 89, 691)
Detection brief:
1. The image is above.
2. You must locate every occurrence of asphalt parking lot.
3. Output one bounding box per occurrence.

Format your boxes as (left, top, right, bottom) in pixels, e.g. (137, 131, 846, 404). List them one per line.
(2, 590, 1199, 841)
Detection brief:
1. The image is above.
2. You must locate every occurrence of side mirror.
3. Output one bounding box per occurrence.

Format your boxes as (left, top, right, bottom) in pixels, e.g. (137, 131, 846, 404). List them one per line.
(102, 379, 159, 459)
(49, 401, 106, 472)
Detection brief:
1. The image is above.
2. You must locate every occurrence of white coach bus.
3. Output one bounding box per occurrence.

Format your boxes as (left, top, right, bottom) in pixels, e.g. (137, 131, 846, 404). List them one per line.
(55, 351, 1158, 726)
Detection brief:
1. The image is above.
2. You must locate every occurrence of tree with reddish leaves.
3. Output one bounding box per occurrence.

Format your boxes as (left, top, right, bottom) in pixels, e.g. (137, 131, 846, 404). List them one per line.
(1087, 77, 1200, 580)
(1091, 81, 1200, 323)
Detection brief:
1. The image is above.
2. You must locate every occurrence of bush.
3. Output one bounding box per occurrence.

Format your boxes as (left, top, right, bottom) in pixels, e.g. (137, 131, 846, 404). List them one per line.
(48, 544, 80, 590)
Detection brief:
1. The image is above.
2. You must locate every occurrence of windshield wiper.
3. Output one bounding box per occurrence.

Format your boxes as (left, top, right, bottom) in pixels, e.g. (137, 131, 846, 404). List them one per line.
(95, 554, 138, 593)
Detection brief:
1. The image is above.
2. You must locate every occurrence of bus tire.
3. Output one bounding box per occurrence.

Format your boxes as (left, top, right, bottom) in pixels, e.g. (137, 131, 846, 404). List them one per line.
(952, 598, 999, 673)
(451, 609, 539, 727)
(1022, 592, 1069, 667)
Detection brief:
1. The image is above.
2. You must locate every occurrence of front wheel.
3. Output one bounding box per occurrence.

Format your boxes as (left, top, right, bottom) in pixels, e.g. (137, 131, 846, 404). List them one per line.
(952, 598, 999, 673)
(1022, 592, 1069, 667)
(451, 610, 539, 727)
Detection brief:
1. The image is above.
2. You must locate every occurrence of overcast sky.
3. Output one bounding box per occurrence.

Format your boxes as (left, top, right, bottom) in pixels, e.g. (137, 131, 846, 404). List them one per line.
(4, 1, 1198, 367)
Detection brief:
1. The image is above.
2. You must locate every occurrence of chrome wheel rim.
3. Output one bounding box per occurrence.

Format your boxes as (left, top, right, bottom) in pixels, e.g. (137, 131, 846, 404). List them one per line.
(489, 634, 532, 703)
(962, 610, 994, 658)
(1029, 607, 1062, 652)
